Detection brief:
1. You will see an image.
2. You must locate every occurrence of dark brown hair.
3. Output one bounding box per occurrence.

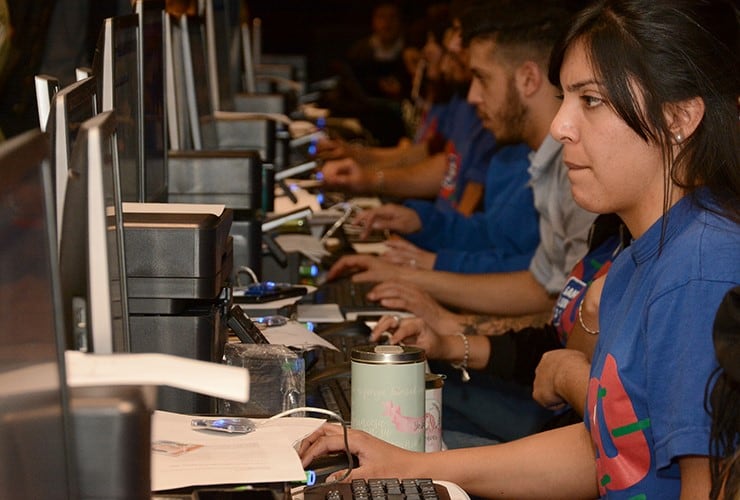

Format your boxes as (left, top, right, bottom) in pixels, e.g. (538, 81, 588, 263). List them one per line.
(548, 0, 740, 224)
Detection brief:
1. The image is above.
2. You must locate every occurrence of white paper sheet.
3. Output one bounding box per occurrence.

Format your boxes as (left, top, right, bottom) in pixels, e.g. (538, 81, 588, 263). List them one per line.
(275, 233, 330, 262)
(151, 411, 326, 491)
(296, 303, 345, 323)
(259, 321, 338, 351)
(273, 186, 322, 214)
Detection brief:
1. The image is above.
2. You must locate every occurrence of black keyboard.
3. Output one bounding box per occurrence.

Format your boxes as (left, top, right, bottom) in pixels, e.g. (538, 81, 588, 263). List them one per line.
(316, 377, 352, 422)
(306, 322, 376, 422)
(303, 478, 450, 500)
(307, 278, 383, 316)
(314, 322, 372, 368)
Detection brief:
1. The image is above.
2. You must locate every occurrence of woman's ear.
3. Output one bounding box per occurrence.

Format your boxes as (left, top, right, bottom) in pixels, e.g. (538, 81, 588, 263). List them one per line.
(666, 96, 705, 143)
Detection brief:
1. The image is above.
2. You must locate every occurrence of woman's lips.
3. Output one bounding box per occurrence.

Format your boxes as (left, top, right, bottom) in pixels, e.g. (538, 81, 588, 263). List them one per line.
(564, 160, 588, 171)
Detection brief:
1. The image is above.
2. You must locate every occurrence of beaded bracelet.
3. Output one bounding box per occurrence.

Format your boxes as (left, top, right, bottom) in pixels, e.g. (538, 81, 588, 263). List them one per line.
(577, 299, 600, 335)
(450, 333, 471, 382)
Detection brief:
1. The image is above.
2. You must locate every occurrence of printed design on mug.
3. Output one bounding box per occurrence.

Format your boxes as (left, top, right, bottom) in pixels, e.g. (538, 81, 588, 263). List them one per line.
(383, 401, 425, 433)
(425, 401, 441, 435)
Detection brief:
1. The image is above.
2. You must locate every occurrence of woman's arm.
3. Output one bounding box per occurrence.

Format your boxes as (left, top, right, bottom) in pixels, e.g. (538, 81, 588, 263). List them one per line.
(679, 456, 711, 499)
(299, 423, 600, 499)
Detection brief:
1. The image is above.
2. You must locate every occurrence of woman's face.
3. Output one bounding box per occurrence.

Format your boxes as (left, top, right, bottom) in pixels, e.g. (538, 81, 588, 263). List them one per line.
(550, 40, 666, 237)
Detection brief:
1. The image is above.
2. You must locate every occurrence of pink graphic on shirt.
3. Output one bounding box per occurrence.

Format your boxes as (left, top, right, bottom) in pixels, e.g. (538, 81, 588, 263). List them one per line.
(588, 354, 651, 494)
(437, 142, 460, 205)
(383, 402, 425, 433)
(416, 114, 439, 144)
(557, 260, 614, 344)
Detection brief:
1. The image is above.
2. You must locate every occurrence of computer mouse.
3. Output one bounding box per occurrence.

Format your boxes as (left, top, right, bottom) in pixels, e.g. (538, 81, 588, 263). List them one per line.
(305, 452, 359, 484)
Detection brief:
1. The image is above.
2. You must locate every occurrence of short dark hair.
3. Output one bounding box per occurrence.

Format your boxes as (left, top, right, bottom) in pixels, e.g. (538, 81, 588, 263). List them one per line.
(459, 0, 574, 67)
(548, 0, 740, 223)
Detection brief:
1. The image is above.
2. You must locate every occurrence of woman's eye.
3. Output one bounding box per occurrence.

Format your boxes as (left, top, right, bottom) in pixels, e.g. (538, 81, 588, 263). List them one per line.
(582, 95, 603, 108)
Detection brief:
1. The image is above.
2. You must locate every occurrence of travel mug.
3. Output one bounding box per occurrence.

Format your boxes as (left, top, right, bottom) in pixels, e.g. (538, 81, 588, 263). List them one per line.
(351, 345, 426, 451)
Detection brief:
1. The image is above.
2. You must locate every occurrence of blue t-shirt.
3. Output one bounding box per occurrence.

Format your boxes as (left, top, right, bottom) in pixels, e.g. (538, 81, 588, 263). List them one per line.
(404, 143, 538, 273)
(431, 93, 495, 212)
(586, 192, 740, 498)
(413, 101, 448, 146)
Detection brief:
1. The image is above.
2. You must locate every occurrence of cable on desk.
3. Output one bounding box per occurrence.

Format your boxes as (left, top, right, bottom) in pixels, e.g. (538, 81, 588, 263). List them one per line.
(236, 266, 260, 287)
(264, 406, 353, 486)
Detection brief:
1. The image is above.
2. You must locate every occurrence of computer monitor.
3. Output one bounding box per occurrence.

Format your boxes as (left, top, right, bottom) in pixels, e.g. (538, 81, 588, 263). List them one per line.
(59, 110, 131, 354)
(204, 0, 243, 111)
(34, 74, 60, 132)
(179, 13, 217, 150)
(135, 0, 169, 202)
(252, 17, 262, 67)
(75, 67, 93, 81)
(163, 12, 190, 150)
(0, 129, 78, 499)
(240, 18, 257, 94)
(92, 14, 145, 203)
(46, 76, 98, 238)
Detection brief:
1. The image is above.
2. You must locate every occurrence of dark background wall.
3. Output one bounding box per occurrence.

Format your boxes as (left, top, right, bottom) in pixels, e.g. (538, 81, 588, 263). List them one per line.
(246, 0, 444, 82)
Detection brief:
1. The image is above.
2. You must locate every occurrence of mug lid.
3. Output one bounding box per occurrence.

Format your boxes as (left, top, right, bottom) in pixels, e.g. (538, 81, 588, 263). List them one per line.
(351, 344, 425, 364)
(425, 372, 446, 389)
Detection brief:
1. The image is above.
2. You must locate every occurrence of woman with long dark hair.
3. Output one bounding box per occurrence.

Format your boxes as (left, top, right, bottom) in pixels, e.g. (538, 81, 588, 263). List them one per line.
(298, 1, 740, 497)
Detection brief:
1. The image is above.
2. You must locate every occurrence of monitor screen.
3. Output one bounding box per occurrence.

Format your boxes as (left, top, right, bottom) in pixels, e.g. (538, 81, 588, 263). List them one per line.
(59, 110, 130, 354)
(46, 76, 98, 237)
(0, 129, 78, 499)
(92, 14, 144, 203)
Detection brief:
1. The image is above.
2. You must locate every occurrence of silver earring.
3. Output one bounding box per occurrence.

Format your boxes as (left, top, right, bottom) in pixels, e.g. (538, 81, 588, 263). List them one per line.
(674, 133, 683, 143)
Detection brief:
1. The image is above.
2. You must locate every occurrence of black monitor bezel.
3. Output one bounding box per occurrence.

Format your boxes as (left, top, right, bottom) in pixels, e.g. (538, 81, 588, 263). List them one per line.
(59, 110, 131, 354)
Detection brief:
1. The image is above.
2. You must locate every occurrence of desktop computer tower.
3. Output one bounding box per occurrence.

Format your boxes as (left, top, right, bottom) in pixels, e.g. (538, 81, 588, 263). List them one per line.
(128, 306, 225, 414)
(123, 208, 234, 414)
(166, 150, 265, 285)
(70, 385, 154, 500)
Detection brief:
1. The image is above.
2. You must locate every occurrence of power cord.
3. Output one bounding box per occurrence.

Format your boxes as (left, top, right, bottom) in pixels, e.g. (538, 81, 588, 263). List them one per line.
(235, 266, 260, 287)
(264, 406, 353, 486)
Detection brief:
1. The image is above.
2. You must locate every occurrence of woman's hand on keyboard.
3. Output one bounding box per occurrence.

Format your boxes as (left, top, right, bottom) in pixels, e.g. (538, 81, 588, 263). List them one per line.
(320, 157, 369, 193)
(381, 239, 436, 270)
(327, 254, 414, 283)
(370, 316, 460, 361)
(352, 203, 422, 238)
(368, 281, 456, 326)
(298, 423, 422, 482)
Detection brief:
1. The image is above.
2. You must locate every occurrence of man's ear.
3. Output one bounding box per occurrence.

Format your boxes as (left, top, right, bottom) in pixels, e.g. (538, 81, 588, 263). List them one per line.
(515, 61, 543, 98)
(666, 96, 705, 142)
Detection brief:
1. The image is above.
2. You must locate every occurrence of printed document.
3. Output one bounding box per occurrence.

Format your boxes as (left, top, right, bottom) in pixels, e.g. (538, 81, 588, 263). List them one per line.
(151, 410, 325, 491)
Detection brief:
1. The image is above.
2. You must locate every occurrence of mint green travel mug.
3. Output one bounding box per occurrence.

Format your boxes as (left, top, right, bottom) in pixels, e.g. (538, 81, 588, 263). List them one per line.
(351, 345, 426, 451)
